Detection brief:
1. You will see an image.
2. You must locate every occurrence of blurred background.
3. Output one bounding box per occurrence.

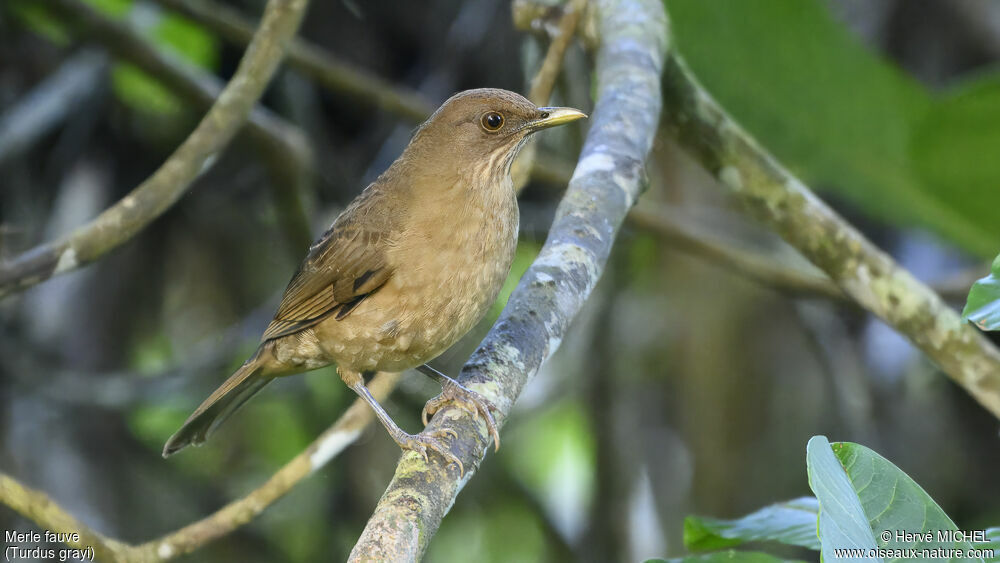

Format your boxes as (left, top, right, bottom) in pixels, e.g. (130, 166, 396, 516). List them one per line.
(2, 0, 999, 561)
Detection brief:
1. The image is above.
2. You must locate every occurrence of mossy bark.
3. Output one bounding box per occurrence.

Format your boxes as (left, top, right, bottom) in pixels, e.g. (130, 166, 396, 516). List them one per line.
(659, 50, 1000, 417)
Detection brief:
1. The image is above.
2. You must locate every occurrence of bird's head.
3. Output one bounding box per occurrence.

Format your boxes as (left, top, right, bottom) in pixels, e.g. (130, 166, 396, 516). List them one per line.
(406, 88, 586, 182)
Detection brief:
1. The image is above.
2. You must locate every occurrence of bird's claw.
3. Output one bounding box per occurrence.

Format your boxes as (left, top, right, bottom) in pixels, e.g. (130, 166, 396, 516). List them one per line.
(399, 430, 464, 476)
(422, 380, 501, 452)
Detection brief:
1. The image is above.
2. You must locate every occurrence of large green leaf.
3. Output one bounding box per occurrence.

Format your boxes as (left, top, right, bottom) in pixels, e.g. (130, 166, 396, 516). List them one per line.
(985, 528, 999, 563)
(807, 436, 982, 562)
(647, 550, 807, 563)
(684, 497, 821, 552)
(665, 0, 999, 256)
(961, 253, 1000, 331)
(912, 77, 1000, 249)
(806, 436, 880, 562)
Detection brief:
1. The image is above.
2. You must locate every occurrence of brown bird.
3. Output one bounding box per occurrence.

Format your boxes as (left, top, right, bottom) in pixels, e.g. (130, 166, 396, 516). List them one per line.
(163, 89, 586, 469)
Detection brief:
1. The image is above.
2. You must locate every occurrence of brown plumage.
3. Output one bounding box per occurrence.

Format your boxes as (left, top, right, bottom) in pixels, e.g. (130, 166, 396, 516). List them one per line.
(163, 89, 586, 469)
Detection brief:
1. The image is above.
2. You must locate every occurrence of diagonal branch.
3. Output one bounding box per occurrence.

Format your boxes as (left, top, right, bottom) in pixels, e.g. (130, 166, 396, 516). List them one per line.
(0, 0, 310, 298)
(657, 11, 1000, 417)
(348, 0, 667, 559)
(0, 372, 400, 562)
(39, 0, 315, 254)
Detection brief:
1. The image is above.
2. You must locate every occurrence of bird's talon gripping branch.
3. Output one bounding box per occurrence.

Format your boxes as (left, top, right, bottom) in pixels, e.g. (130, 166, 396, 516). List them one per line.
(422, 380, 501, 452)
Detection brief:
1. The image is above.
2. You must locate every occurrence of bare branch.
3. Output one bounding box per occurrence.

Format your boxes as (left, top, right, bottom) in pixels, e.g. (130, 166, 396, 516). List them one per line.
(349, 0, 667, 559)
(0, 0, 311, 298)
(628, 205, 846, 300)
(0, 474, 130, 561)
(152, 0, 434, 123)
(628, 205, 980, 303)
(0, 372, 400, 562)
(40, 0, 316, 254)
(657, 12, 1000, 417)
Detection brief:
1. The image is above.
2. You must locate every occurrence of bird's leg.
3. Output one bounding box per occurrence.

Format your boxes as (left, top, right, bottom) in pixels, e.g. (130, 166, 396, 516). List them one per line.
(417, 364, 500, 451)
(338, 367, 464, 474)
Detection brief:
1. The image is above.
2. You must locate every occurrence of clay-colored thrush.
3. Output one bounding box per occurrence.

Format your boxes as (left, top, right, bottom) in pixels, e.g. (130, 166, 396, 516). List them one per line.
(163, 89, 585, 467)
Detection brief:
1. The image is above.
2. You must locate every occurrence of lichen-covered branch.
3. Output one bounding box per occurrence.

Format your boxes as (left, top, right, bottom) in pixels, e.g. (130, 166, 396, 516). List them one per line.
(657, 15, 1000, 417)
(0, 0, 310, 298)
(349, 0, 667, 559)
(0, 372, 400, 562)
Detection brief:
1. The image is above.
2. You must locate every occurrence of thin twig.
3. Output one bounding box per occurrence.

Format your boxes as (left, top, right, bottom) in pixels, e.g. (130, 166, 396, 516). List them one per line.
(0, 0, 310, 298)
(627, 205, 978, 303)
(152, 0, 435, 123)
(512, 0, 588, 191)
(657, 12, 1000, 417)
(0, 372, 400, 562)
(527, 0, 586, 104)
(628, 205, 845, 300)
(349, 0, 666, 559)
(38, 0, 316, 255)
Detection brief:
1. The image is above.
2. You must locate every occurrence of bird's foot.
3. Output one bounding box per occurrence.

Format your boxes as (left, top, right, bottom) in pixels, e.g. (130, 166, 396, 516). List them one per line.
(395, 428, 465, 476)
(422, 380, 500, 452)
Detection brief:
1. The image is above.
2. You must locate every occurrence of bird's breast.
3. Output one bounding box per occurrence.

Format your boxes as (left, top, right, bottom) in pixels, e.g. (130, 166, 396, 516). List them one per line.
(382, 182, 519, 362)
(310, 178, 519, 373)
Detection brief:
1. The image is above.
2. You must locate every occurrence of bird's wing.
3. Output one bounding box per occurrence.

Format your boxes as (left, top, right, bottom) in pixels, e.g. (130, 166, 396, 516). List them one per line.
(261, 186, 396, 342)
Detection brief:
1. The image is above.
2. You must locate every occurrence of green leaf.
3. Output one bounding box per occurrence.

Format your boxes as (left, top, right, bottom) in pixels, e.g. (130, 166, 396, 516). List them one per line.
(665, 0, 998, 256)
(503, 401, 595, 531)
(912, 77, 1000, 256)
(128, 402, 189, 447)
(82, 0, 132, 18)
(153, 13, 219, 70)
(245, 398, 312, 465)
(647, 550, 807, 563)
(112, 64, 183, 115)
(684, 497, 821, 552)
(488, 241, 540, 319)
(961, 254, 1000, 331)
(109, 11, 218, 115)
(984, 528, 999, 563)
(9, 1, 71, 44)
(807, 436, 981, 562)
(806, 436, 880, 562)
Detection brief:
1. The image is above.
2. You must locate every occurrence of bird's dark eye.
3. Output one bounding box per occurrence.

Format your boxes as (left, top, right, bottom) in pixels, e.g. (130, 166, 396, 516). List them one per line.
(481, 112, 504, 131)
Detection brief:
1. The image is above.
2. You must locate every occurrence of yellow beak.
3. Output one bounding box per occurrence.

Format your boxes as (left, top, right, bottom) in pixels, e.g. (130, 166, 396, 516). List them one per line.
(529, 107, 588, 130)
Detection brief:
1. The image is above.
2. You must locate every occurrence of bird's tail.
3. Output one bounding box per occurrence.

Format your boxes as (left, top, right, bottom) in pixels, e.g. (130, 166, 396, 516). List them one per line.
(162, 353, 272, 457)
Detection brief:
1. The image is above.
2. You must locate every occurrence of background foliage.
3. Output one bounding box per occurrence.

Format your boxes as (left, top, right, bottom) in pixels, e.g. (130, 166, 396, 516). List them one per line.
(1, 0, 998, 561)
